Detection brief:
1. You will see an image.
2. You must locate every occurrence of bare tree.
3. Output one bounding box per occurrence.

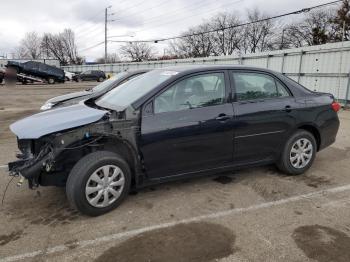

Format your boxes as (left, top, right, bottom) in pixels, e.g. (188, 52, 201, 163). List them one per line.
(14, 46, 28, 59)
(41, 29, 82, 65)
(60, 29, 81, 64)
(169, 23, 215, 58)
(210, 13, 242, 56)
(120, 42, 154, 61)
(283, 9, 336, 48)
(239, 9, 275, 54)
(18, 32, 42, 59)
(332, 0, 350, 41)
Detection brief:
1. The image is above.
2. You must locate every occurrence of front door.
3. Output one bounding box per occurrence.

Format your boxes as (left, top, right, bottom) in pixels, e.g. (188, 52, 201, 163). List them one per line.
(230, 71, 297, 164)
(140, 71, 234, 179)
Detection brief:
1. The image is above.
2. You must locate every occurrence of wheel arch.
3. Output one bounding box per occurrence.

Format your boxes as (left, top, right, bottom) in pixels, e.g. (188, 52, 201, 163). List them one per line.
(297, 124, 321, 151)
(54, 135, 141, 186)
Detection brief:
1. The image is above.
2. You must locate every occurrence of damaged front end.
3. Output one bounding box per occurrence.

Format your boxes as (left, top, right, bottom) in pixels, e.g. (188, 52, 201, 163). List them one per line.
(8, 139, 54, 188)
(7, 102, 113, 189)
(7, 103, 143, 189)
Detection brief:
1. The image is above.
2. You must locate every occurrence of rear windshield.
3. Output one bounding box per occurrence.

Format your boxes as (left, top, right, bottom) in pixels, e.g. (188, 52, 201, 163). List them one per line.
(282, 75, 313, 93)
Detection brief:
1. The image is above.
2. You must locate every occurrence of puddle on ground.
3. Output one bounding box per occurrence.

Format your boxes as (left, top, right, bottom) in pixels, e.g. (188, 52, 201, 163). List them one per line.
(64, 239, 79, 250)
(4, 190, 81, 227)
(0, 230, 24, 246)
(213, 176, 234, 184)
(95, 222, 236, 262)
(265, 166, 332, 189)
(293, 225, 350, 262)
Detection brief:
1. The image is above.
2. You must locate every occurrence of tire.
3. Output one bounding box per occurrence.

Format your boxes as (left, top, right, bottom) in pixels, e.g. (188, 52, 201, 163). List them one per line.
(98, 77, 104, 82)
(277, 130, 317, 175)
(48, 77, 55, 84)
(66, 151, 131, 216)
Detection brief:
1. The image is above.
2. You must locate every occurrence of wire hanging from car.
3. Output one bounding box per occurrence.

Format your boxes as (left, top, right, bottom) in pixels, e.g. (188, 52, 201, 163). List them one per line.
(1, 176, 15, 205)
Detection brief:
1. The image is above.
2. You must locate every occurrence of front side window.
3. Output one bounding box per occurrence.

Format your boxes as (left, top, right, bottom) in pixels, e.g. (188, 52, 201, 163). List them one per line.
(96, 70, 176, 110)
(154, 73, 226, 114)
(233, 72, 290, 101)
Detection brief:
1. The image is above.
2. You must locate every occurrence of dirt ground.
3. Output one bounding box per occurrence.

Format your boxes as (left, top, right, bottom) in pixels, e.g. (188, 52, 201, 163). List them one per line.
(1, 82, 350, 262)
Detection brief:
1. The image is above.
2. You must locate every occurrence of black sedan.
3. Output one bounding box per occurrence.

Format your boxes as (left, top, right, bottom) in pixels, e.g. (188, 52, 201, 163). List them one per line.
(8, 65, 340, 216)
(40, 69, 149, 110)
(73, 70, 106, 82)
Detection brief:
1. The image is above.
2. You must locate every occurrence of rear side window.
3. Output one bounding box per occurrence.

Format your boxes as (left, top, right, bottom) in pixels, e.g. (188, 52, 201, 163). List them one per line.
(232, 72, 290, 101)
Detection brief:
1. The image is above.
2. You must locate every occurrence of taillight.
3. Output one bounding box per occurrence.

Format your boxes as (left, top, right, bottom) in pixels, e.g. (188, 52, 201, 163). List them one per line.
(332, 102, 341, 112)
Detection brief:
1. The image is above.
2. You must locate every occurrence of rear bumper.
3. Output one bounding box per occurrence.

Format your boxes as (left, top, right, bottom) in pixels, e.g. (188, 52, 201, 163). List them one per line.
(319, 116, 340, 151)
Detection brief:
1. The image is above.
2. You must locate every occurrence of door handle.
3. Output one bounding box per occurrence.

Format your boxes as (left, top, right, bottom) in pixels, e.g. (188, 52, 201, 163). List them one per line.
(284, 105, 292, 112)
(215, 114, 230, 121)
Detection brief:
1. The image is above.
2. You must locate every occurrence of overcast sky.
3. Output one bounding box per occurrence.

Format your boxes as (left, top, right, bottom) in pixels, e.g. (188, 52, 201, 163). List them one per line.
(0, 0, 338, 61)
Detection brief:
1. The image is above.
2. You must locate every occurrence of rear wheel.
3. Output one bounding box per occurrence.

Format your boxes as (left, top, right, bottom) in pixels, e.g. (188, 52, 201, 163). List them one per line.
(66, 151, 131, 216)
(47, 77, 55, 84)
(277, 130, 317, 175)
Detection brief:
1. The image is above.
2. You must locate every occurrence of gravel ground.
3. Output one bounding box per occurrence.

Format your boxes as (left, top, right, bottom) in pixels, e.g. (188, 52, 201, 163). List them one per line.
(0, 82, 350, 262)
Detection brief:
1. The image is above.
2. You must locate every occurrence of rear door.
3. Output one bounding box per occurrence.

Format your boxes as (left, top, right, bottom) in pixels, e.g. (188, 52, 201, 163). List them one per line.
(230, 71, 297, 164)
(140, 71, 235, 179)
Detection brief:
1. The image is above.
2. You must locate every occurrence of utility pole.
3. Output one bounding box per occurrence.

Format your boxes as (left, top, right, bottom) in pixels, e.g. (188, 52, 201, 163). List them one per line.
(104, 7, 108, 63)
(104, 6, 115, 63)
(280, 29, 286, 50)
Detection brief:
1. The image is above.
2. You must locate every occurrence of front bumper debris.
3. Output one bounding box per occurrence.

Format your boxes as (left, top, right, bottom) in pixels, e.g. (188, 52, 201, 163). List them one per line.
(8, 143, 53, 188)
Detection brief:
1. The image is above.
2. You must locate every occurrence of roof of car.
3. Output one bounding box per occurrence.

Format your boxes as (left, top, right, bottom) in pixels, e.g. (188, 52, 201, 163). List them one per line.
(156, 65, 275, 73)
(124, 69, 150, 75)
(130, 64, 312, 109)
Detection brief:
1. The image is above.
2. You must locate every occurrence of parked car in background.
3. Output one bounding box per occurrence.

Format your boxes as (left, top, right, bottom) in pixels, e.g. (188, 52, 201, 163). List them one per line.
(0, 68, 4, 84)
(64, 71, 76, 81)
(40, 69, 149, 110)
(73, 70, 106, 82)
(8, 65, 340, 216)
(6, 61, 65, 84)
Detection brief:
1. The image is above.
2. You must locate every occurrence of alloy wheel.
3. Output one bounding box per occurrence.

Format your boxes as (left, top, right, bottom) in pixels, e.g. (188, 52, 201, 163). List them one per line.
(85, 165, 125, 208)
(289, 138, 313, 169)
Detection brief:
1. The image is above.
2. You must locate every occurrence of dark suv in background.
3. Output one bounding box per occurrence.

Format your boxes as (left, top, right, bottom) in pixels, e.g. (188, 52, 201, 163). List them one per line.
(73, 70, 106, 82)
(6, 61, 65, 84)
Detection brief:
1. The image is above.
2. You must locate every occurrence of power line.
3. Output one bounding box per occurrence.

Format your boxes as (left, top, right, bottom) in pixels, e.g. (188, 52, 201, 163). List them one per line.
(129, 0, 244, 35)
(118, 0, 237, 30)
(80, 41, 105, 52)
(71, 9, 105, 32)
(112, 0, 148, 14)
(112, 0, 173, 21)
(80, 0, 342, 52)
(131, 0, 344, 43)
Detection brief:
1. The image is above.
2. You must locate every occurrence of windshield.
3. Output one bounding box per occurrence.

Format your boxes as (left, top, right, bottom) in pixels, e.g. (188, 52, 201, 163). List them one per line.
(90, 72, 128, 92)
(96, 70, 178, 110)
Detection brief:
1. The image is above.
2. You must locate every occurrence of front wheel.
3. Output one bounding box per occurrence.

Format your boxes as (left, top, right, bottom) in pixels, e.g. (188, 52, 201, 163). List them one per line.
(66, 151, 131, 216)
(277, 130, 317, 175)
(97, 77, 104, 82)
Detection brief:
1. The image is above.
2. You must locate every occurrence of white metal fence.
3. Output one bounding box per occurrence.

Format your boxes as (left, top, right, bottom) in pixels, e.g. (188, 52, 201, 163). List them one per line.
(63, 42, 350, 102)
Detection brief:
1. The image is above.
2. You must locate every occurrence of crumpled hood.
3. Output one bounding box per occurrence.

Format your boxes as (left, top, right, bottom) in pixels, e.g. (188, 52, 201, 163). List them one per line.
(47, 90, 92, 104)
(10, 103, 108, 139)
